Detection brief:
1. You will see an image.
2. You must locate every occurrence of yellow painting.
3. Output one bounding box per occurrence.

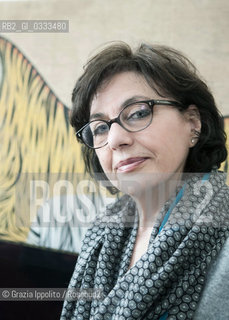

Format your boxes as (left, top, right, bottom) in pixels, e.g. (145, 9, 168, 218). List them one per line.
(0, 35, 86, 242)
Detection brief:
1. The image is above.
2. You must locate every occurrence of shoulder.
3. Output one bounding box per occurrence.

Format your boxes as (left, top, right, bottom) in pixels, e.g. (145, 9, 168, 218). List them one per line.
(194, 236, 229, 319)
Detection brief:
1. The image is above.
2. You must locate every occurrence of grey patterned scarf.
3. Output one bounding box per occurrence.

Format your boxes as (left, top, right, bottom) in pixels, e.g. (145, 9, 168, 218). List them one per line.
(61, 171, 229, 319)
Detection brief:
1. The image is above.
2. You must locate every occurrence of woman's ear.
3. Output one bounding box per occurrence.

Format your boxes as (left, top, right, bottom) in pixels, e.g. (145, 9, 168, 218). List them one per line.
(184, 105, 201, 147)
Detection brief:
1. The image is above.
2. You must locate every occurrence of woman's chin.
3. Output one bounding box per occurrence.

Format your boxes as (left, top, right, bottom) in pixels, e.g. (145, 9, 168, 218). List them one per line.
(114, 171, 182, 197)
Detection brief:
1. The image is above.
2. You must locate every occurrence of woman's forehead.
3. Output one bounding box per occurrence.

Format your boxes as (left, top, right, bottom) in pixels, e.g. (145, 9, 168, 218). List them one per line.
(90, 72, 160, 114)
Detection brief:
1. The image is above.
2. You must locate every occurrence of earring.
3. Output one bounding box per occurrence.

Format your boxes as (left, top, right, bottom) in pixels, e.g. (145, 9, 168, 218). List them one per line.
(191, 137, 195, 144)
(191, 129, 200, 144)
(191, 129, 200, 145)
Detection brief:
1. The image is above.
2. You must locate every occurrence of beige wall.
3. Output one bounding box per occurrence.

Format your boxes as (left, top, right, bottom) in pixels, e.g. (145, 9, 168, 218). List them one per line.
(0, 0, 229, 115)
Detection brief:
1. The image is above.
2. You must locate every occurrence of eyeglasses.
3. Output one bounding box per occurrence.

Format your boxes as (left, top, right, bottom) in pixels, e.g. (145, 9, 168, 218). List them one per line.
(76, 99, 183, 149)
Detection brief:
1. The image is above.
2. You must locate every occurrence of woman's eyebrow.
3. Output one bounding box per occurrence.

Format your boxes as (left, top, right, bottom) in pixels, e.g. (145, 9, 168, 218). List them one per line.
(89, 112, 105, 121)
(89, 95, 150, 121)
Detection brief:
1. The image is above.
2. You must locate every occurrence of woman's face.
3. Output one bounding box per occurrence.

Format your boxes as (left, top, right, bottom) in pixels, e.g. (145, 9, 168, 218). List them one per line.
(90, 72, 200, 195)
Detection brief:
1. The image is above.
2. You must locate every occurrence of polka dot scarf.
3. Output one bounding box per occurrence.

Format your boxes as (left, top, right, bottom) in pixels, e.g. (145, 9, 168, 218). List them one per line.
(61, 171, 229, 319)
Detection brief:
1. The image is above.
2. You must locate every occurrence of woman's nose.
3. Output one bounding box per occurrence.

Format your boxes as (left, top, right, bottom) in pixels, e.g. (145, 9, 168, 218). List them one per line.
(107, 122, 134, 150)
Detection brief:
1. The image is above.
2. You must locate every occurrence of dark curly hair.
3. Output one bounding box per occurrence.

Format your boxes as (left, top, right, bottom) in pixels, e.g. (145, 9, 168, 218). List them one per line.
(70, 42, 227, 193)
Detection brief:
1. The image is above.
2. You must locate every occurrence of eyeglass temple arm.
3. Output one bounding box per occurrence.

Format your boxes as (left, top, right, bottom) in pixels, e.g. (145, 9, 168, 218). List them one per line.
(152, 100, 183, 107)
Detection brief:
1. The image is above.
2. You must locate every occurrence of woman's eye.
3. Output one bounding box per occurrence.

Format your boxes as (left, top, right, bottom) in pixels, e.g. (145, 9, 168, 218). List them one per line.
(127, 108, 151, 120)
(93, 123, 109, 136)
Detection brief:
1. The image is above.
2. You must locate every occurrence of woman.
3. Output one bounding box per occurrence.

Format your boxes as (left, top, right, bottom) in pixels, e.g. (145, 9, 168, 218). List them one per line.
(61, 43, 229, 319)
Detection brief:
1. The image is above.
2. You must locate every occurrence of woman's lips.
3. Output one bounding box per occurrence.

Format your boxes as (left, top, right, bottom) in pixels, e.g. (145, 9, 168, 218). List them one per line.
(115, 157, 149, 173)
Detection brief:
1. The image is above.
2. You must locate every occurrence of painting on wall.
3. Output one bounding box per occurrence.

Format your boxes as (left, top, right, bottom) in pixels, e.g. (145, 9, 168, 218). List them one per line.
(0, 35, 116, 253)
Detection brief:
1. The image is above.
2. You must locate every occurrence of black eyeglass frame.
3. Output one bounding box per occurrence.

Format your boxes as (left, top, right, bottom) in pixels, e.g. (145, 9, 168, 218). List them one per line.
(76, 99, 183, 149)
